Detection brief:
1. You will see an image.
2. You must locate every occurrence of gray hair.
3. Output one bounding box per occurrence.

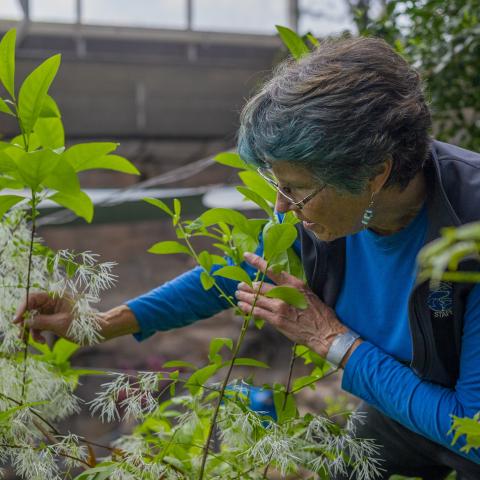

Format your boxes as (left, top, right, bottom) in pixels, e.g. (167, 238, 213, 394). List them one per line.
(237, 36, 432, 193)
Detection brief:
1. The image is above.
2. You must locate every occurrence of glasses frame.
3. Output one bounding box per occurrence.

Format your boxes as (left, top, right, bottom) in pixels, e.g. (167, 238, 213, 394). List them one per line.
(257, 167, 326, 210)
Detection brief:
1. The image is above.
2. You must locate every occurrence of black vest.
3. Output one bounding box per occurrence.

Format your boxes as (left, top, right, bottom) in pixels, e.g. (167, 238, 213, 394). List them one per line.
(297, 140, 480, 388)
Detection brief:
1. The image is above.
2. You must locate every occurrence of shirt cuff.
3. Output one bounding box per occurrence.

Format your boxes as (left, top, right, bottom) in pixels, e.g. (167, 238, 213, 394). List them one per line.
(126, 299, 156, 342)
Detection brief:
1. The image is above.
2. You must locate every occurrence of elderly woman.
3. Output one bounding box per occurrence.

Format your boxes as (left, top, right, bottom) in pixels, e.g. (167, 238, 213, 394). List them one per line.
(16, 37, 480, 478)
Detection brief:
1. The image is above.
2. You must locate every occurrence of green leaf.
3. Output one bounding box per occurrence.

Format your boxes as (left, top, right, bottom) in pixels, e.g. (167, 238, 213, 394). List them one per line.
(70, 368, 106, 377)
(213, 265, 252, 286)
(276, 25, 310, 60)
(0, 98, 14, 115)
(52, 338, 79, 363)
(29, 337, 51, 354)
(232, 227, 259, 259)
(185, 364, 219, 395)
(40, 95, 61, 118)
(148, 240, 191, 255)
(214, 152, 246, 169)
(73, 463, 117, 480)
(0, 177, 23, 189)
(143, 197, 174, 217)
(49, 190, 94, 223)
(200, 271, 215, 290)
(63, 142, 118, 171)
(450, 413, 480, 452)
(273, 383, 298, 423)
(34, 116, 65, 149)
(0, 194, 24, 217)
(209, 337, 233, 363)
(236, 186, 274, 217)
(73, 154, 140, 175)
(265, 286, 307, 309)
(9, 133, 41, 151)
(174, 198, 181, 217)
(198, 250, 213, 271)
(173, 198, 181, 226)
(0, 29, 16, 99)
(14, 149, 61, 189)
(305, 33, 319, 47)
(42, 159, 80, 194)
(292, 374, 322, 392)
(238, 170, 277, 204)
(232, 358, 269, 368)
(18, 54, 61, 136)
(163, 360, 197, 370)
(263, 222, 298, 261)
(197, 208, 250, 231)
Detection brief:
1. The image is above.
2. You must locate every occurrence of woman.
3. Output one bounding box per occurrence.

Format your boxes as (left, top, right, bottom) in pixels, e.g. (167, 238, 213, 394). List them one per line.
(16, 37, 480, 478)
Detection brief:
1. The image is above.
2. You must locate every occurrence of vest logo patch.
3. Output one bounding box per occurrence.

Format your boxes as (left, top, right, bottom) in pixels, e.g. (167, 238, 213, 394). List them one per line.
(427, 281, 453, 318)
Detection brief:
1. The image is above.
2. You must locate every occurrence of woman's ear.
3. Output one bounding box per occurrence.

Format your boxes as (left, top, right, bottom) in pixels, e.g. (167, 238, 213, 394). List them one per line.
(370, 158, 393, 194)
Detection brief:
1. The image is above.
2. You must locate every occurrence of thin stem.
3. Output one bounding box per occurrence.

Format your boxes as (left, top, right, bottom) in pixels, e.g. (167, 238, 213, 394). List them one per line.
(290, 367, 339, 394)
(282, 342, 297, 411)
(20, 191, 37, 403)
(198, 269, 267, 480)
(0, 441, 91, 468)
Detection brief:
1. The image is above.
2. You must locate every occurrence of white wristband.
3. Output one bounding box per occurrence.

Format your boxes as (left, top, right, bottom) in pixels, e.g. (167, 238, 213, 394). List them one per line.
(326, 330, 360, 368)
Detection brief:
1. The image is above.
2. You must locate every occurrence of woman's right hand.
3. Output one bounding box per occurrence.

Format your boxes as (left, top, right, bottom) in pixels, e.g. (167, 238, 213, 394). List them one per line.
(14, 292, 75, 344)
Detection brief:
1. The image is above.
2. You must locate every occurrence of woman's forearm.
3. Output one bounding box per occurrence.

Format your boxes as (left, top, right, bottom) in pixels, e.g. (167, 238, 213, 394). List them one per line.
(97, 305, 141, 341)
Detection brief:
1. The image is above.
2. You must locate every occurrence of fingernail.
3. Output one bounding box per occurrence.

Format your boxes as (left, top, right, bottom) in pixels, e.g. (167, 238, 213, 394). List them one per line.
(243, 252, 253, 259)
(234, 290, 240, 298)
(238, 282, 245, 289)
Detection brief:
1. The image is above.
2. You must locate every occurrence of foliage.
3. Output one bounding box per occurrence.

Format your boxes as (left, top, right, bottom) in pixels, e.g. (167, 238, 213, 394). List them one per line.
(0, 26, 384, 479)
(355, 0, 480, 152)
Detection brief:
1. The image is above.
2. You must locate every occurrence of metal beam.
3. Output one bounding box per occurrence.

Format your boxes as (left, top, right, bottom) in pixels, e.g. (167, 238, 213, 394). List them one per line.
(186, 0, 193, 31)
(17, 0, 29, 20)
(288, 0, 299, 32)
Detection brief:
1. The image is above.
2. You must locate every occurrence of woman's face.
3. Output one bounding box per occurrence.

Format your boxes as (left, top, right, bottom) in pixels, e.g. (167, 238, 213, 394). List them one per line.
(271, 161, 372, 242)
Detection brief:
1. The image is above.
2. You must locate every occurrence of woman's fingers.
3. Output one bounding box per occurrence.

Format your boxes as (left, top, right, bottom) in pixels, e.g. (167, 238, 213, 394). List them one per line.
(14, 292, 54, 324)
(243, 252, 304, 288)
(235, 288, 284, 311)
(25, 312, 67, 337)
(237, 301, 280, 326)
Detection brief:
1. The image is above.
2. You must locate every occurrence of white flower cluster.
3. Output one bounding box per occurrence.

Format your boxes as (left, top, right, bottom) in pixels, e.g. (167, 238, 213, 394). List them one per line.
(305, 413, 383, 480)
(0, 209, 45, 354)
(0, 209, 118, 478)
(46, 249, 117, 345)
(217, 401, 383, 479)
(89, 371, 161, 422)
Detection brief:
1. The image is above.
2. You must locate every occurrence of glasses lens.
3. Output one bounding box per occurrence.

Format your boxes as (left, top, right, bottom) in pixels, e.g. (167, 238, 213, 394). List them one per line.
(258, 168, 299, 204)
(258, 168, 277, 185)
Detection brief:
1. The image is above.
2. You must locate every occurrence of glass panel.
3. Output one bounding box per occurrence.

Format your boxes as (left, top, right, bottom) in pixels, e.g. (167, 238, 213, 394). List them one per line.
(82, 0, 187, 29)
(298, 0, 354, 36)
(193, 0, 288, 34)
(0, 0, 23, 20)
(31, 0, 77, 23)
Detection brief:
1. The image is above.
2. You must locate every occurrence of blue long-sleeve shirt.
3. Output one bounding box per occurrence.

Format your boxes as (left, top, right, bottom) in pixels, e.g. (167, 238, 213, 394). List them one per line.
(126, 209, 480, 463)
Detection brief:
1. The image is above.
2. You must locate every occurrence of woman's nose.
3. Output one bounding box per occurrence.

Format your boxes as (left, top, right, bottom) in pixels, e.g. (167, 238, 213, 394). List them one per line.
(274, 193, 297, 213)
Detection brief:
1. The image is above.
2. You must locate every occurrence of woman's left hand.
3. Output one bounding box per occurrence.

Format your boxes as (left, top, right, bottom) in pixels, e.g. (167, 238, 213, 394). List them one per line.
(235, 252, 348, 357)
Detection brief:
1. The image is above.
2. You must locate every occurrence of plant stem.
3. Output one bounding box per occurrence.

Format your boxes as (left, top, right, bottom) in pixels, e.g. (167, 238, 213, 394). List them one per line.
(282, 342, 297, 411)
(20, 191, 37, 403)
(178, 223, 238, 310)
(198, 271, 267, 480)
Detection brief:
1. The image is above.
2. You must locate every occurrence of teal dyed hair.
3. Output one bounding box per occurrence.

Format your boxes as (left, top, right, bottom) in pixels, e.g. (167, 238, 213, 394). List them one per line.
(238, 36, 431, 194)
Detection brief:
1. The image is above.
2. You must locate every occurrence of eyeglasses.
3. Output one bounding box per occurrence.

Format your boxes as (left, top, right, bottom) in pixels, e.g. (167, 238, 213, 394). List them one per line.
(257, 167, 326, 210)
